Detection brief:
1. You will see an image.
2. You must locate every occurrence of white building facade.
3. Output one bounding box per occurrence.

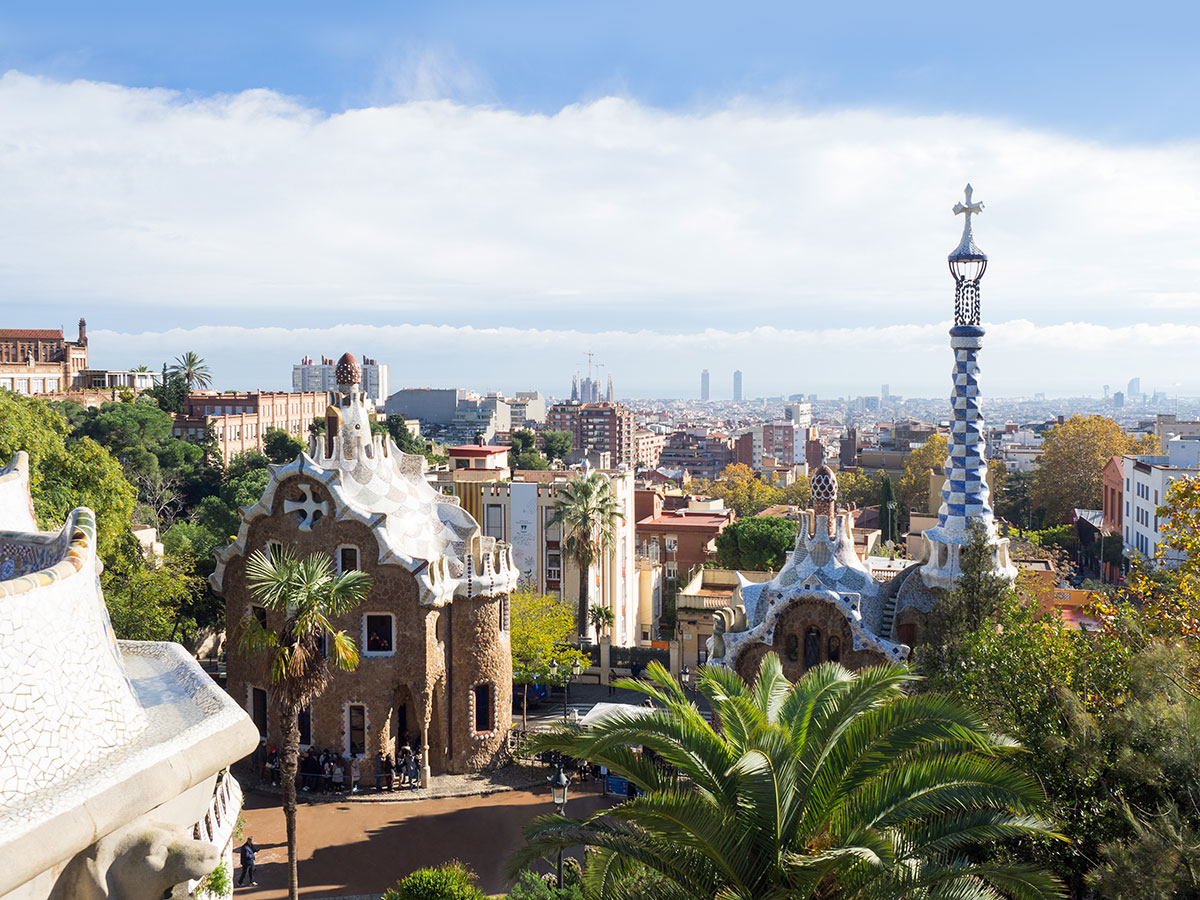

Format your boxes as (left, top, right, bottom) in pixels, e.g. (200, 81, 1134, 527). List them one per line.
(294, 354, 390, 409)
(1123, 435, 1200, 564)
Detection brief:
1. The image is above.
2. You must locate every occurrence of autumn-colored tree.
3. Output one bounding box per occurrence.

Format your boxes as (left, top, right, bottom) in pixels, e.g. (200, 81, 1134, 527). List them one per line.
(836, 467, 885, 509)
(1105, 475, 1200, 692)
(896, 434, 949, 520)
(782, 469, 811, 508)
(1032, 415, 1157, 525)
(696, 463, 783, 517)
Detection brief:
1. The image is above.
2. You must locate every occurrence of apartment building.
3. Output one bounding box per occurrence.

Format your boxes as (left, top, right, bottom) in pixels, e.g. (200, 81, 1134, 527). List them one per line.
(172, 390, 323, 461)
(635, 490, 735, 585)
(1123, 436, 1200, 564)
(453, 469, 640, 646)
(294, 354, 390, 408)
(633, 429, 666, 470)
(658, 429, 734, 481)
(547, 401, 635, 468)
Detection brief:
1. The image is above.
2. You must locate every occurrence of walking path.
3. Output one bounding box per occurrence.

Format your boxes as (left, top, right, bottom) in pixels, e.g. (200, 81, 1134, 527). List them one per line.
(236, 783, 612, 898)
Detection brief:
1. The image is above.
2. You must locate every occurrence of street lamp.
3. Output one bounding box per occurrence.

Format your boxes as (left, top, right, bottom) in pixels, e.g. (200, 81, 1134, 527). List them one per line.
(681, 664, 691, 701)
(549, 765, 571, 888)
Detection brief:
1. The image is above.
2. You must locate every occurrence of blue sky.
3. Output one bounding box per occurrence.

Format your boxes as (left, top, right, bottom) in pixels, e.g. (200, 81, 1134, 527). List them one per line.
(6, 2, 1197, 138)
(2, 3, 1198, 397)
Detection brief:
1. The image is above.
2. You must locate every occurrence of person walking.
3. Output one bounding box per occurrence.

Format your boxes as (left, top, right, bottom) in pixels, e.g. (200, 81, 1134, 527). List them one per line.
(349, 754, 361, 793)
(236, 836, 258, 887)
(608, 668, 617, 696)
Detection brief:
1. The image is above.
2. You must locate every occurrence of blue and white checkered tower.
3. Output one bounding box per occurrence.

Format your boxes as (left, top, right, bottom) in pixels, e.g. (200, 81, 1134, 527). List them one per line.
(920, 185, 1016, 591)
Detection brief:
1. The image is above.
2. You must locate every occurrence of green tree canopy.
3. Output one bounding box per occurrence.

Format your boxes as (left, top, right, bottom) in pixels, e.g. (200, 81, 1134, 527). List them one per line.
(541, 430, 573, 461)
(146, 370, 189, 413)
(714, 515, 797, 571)
(515, 450, 550, 470)
(263, 426, 305, 463)
(511, 588, 586, 686)
(0, 391, 136, 562)
(511, 429, 537, 454)
(386, 415, 427, 455)
(514, 657, 1063, 900)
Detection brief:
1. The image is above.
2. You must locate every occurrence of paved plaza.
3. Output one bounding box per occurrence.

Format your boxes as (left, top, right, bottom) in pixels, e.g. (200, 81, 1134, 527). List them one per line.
(237, 781, 612, 898)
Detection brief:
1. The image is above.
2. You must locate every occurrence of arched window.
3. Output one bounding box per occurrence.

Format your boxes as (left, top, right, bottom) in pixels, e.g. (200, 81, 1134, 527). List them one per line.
(827, 635, 841, 663)
(804, 627, 821, 669)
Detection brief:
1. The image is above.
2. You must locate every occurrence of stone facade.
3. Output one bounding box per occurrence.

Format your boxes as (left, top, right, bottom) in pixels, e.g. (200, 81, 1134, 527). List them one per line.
(0, 320, 88, 395)
(213, 354, 518, 782)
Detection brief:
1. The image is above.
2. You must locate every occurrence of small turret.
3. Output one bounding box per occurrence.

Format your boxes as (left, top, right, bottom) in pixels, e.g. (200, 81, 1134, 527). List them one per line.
(335, 352, 361, 390)
(811, 465, 838, 537)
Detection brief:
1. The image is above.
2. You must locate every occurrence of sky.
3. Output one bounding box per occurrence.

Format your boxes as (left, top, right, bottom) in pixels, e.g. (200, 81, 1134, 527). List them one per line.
(2, 2, 1199, 398)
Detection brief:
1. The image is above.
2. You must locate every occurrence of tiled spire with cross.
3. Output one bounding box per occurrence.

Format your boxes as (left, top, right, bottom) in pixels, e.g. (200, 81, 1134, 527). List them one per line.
(920, 186, 1016, 591)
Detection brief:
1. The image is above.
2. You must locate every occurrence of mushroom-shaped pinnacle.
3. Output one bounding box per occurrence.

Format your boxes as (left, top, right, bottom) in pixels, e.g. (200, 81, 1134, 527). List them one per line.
(335, 352, 361, 387)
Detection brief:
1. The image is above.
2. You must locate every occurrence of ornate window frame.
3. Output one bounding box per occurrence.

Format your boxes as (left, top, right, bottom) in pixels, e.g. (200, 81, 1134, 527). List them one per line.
(362, 612, 396, 657)
(343, 701, 369, 758)
(468, 679, 498, 740)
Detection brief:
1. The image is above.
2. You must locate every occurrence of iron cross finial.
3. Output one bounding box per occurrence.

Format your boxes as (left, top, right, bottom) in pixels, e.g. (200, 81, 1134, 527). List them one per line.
(953, 183, 983, 221)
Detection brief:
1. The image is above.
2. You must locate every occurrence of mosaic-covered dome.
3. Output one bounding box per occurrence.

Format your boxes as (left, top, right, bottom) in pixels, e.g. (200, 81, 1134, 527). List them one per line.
(812, 465, 838, 503)
(335, 352, 361, 387)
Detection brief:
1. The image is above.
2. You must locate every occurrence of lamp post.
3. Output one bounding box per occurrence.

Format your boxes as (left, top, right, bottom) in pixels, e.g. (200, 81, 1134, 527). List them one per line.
(549, 765, 571, 888)
(548, 657, 583, 720)
(681, 664, 691, 702)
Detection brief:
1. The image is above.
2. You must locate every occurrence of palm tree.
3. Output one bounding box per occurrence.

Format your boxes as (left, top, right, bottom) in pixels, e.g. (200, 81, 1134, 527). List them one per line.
(547, 472, 624, 643)
(513, 656, 1065, 900)
(168, 351, 212, 390)
(130, 364, 150, 372)
(588, 603, 615, 640)
(237, 548, 371, 899)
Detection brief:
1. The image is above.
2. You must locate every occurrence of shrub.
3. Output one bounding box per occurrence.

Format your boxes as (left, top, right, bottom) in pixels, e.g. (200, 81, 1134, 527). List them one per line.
(507, 868, 583, 900)
(384, 862, 486, 900)
(200, 862, 231, 898)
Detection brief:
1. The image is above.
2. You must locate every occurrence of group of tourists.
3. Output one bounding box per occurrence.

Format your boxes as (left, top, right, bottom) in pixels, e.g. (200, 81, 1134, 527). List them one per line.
(374, 744, 423, 791)
(251, 740, 423, 794)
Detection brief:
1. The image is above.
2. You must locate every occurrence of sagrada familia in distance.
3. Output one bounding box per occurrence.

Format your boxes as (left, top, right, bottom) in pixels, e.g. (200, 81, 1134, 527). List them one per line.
(709, 186, 1018, 681)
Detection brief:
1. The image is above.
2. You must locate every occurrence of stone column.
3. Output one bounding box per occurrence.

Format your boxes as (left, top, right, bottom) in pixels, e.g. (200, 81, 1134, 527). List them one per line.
(668, 639, 680, 678)
(599, 636, 611, 684)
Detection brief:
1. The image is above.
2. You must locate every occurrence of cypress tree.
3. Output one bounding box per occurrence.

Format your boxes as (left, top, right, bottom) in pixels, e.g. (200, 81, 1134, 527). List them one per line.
(879, 474, 898, 545)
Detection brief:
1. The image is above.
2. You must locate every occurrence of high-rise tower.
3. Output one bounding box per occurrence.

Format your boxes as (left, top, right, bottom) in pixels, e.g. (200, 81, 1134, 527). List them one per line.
(733, 370, 743, 402)
(919, 185, 1016, 590)
(701, 369, 710, 401)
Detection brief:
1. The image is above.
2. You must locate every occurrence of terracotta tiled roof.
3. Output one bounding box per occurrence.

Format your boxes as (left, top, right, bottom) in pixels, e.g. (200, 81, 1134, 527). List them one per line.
(0, 329, 64, 340)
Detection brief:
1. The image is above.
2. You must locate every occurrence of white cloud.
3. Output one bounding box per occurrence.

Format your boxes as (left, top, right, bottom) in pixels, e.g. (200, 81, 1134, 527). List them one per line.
(1, 71, 1198, 394)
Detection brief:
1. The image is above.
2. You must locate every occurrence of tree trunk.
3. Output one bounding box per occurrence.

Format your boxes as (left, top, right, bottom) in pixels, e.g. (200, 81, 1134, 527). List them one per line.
(280, 704, 301, 900)
(577, 561, 589, 645)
